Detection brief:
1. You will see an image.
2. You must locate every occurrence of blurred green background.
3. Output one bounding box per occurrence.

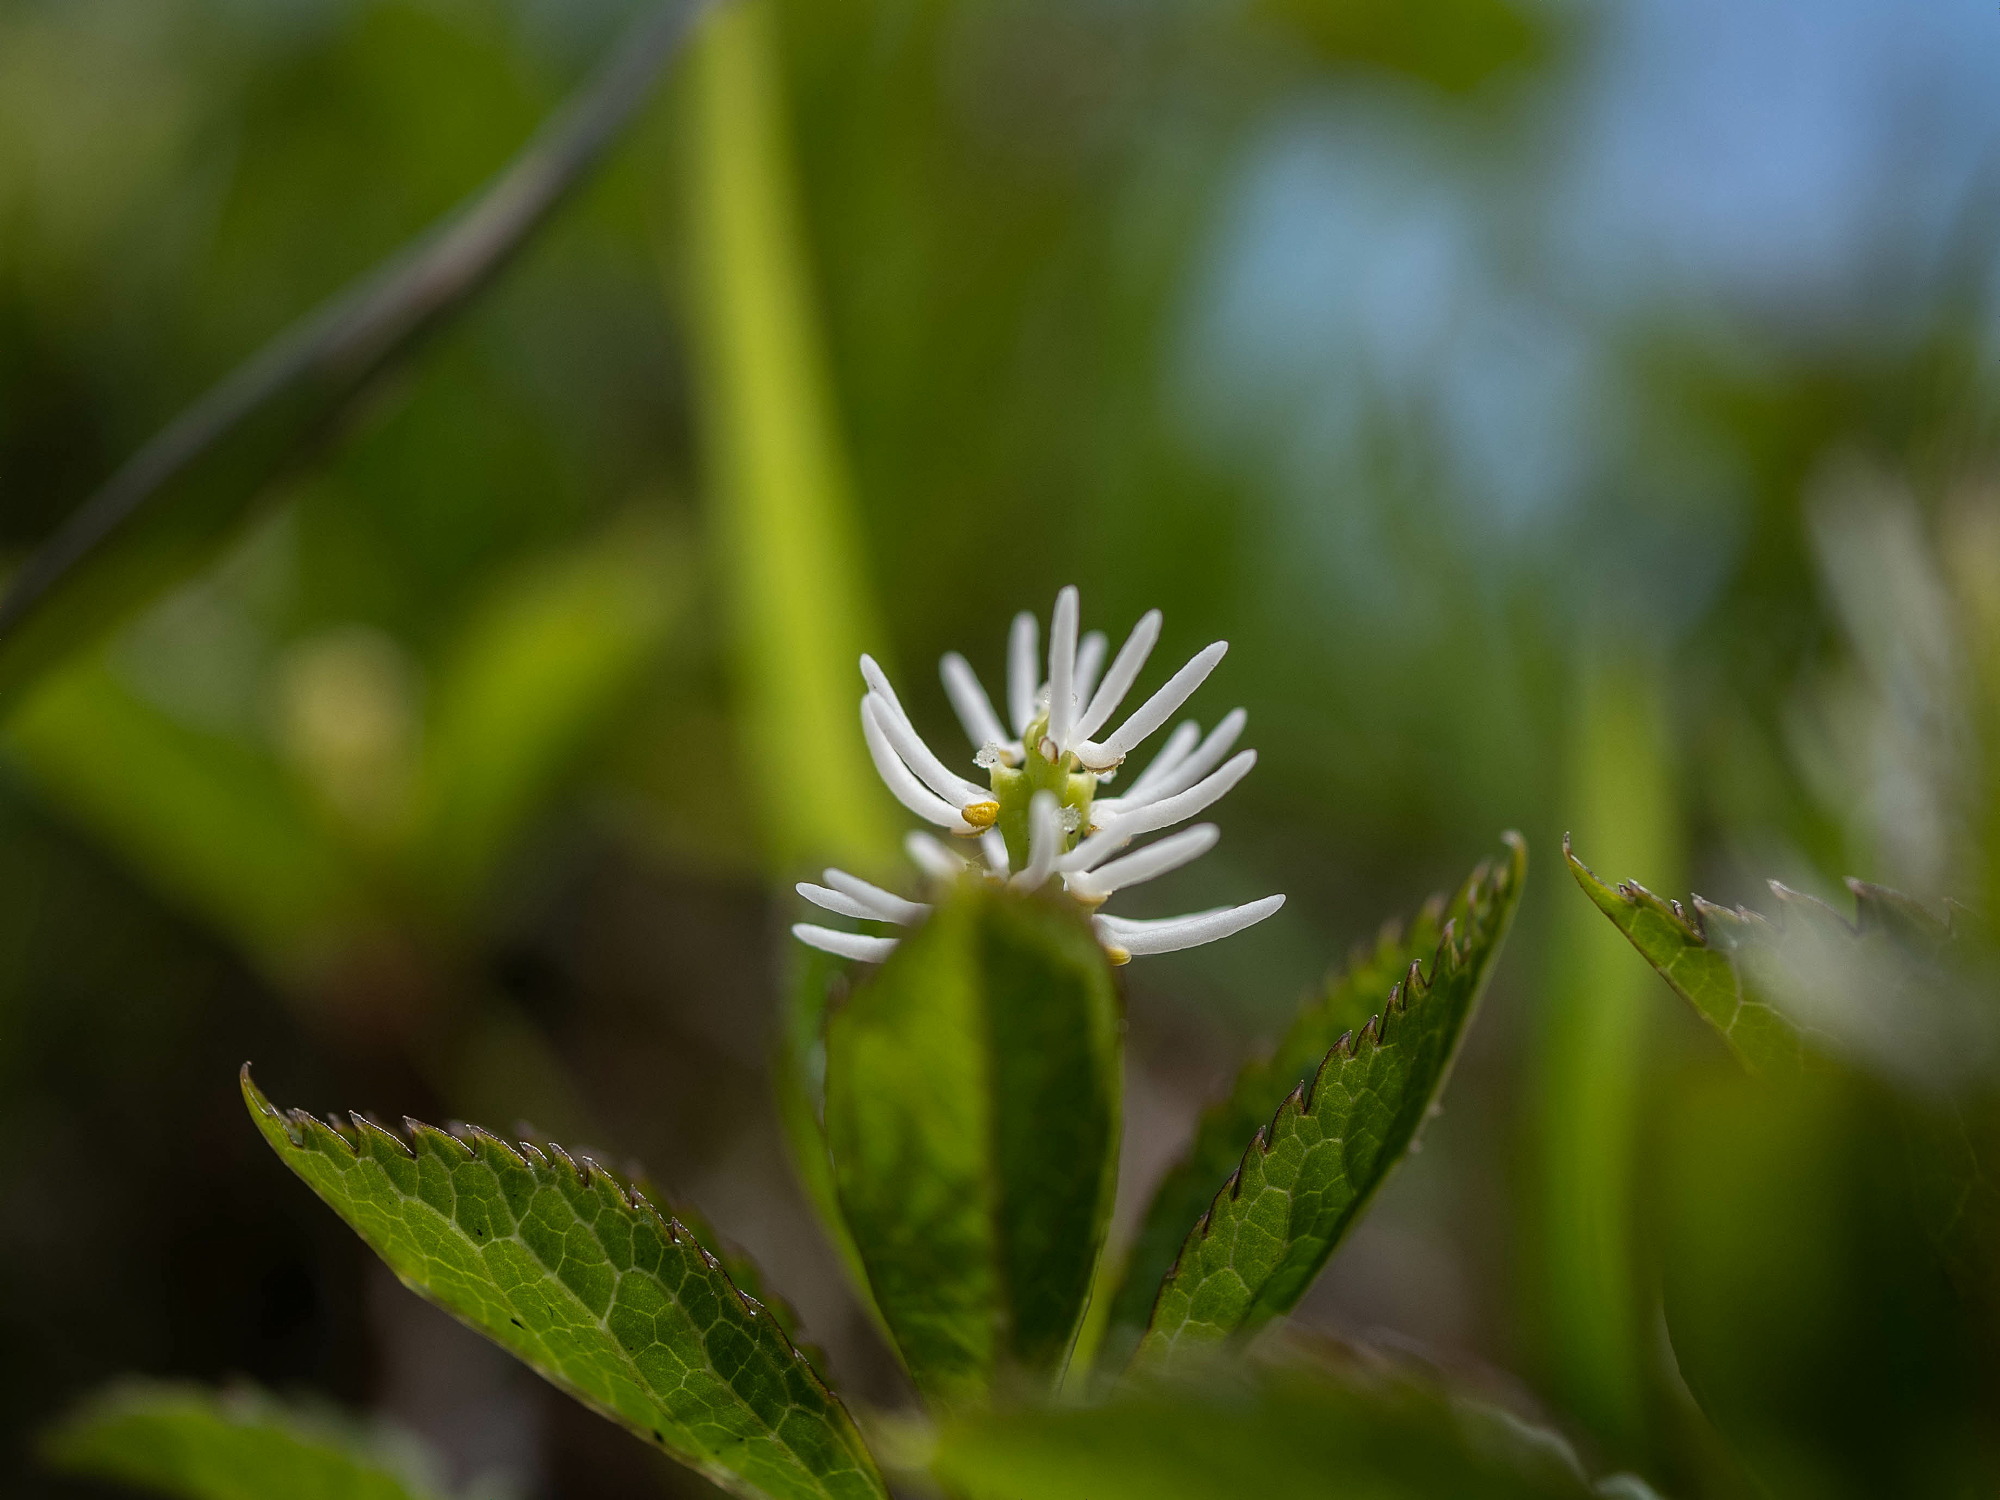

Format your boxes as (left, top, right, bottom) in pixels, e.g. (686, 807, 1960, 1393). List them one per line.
(6, 0, 2000, 1494)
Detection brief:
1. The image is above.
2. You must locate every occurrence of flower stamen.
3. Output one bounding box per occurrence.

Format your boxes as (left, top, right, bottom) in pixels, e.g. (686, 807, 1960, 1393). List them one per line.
(791, 588, 1284, 968)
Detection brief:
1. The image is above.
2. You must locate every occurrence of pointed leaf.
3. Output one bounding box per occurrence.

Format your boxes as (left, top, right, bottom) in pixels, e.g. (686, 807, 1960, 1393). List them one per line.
(1106, 853, 1504, 1359)
(1563, 838, 1807, 1075)
(243, 1071, 886, 1500)
(1136, 835, 1525, 1364)
(823, 883, 1122, 1406)
(43, 1380, 447, 1500)
(1565, 846, 2000, 1310)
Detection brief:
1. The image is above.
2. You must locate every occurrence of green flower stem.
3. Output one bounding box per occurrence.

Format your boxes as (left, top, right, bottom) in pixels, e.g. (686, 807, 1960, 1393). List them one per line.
(1533, 651, 1679, 1453)
(990, 714, 1097, 871)
(679, 0, 897, 874)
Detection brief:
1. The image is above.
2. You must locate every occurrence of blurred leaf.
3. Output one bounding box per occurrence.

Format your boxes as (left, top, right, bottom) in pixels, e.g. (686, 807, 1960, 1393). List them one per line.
(929, 1358, 1598, 1500)
(823, 883, 1122, 1406)
(244, 1070, 888, 1500)
(1657, 1063, 2000, 1498)
(678, 0, 898, 874)
(1105, 855, 1487, 1360)
(1261, 0, 1546, 93)
(1137, 835, 1525, 1365)
(1567, 851, 2000, 1319)
(43, 1380, 445, 1500)
(0, 0, 706, 709)
(1563, 841, 1807, 1076)
(407, 511, 686, 908)
(5, 655, 366, 970)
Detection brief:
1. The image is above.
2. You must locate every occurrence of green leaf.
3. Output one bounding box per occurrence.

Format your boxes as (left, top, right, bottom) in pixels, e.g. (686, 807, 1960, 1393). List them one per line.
(1564, 846, 2000, 1313)
(1104, 862, 1471, 1361)
(43, 1380, 446, 1500)
(1562, 838, 1807, 1075)
(928, 1359, 1599, 1500)
(243, 1070, 887, 1500)
(823, 882, 1122, 1406)
(407, 512, 685, 909)
(1135, 835, 1525, 1364)
(0, 2, 701, 708)
(5, 655, 368, 971)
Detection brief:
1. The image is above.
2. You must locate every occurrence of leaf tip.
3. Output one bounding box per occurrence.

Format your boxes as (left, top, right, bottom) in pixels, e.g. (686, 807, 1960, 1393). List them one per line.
(239, 1062, 268, 1115)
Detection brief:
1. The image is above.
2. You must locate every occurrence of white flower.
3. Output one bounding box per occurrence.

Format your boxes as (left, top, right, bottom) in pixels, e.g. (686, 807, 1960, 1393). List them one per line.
(791, 586, 1284, 966)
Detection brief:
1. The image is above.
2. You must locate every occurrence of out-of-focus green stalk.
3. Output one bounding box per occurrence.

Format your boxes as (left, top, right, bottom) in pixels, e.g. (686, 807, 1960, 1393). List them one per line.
(679, 0, 896, 875)
(1534, 651, 1679, 1451)
(0, 0, 706, 710)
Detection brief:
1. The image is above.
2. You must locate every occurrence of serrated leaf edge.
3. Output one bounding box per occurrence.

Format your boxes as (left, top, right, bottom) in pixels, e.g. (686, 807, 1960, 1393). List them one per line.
(1147, 835, 1523, 1328)
(1563, 833, 1956, 951)
(1558, 836, 1970, 1077)
(241, 1065, 850, 1396)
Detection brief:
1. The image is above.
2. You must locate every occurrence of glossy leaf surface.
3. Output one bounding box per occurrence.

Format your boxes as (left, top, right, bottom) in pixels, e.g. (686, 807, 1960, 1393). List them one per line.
(1136, 835, 1524, 1362)
(1105, 860, 1471, 1356)
(245, 1072, 885, 1500)
(824, 883, 1121, 1405)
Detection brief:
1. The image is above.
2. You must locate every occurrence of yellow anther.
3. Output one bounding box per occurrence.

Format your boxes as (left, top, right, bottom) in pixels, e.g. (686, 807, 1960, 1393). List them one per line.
(962, 800, 1000, 829)
(1106, 946, 1131, 966)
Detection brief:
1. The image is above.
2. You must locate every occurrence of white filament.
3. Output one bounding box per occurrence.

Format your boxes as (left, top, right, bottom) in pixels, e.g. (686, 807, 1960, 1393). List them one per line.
(861, 698, 969, 830)
(941, 652, 1012, 754)
(1063, 824, 1218, 902)
(1012, 790, 1062, 892)
(905, 832, 968, 882)
(862, 657, 990, 807)
(792, 924, 899, 962)
(1007, 611, 1039, 736)
(804, 589, 1280, 970)
(1076, 609, 1161, 742)
(1045, 585, 1080, 754)
(980, 827, 1011, 877)
(796, 883, 879, 922)
(1093, 895, 1285, 956)
(1082, 640, 1227, 768)
(1105, 708, 1246, 814)
(1074, 631, 1109, 709)
(823, 868, 930, 924)
(1110, 720, 1201, 808)
(1070, 750, 1257, 862)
